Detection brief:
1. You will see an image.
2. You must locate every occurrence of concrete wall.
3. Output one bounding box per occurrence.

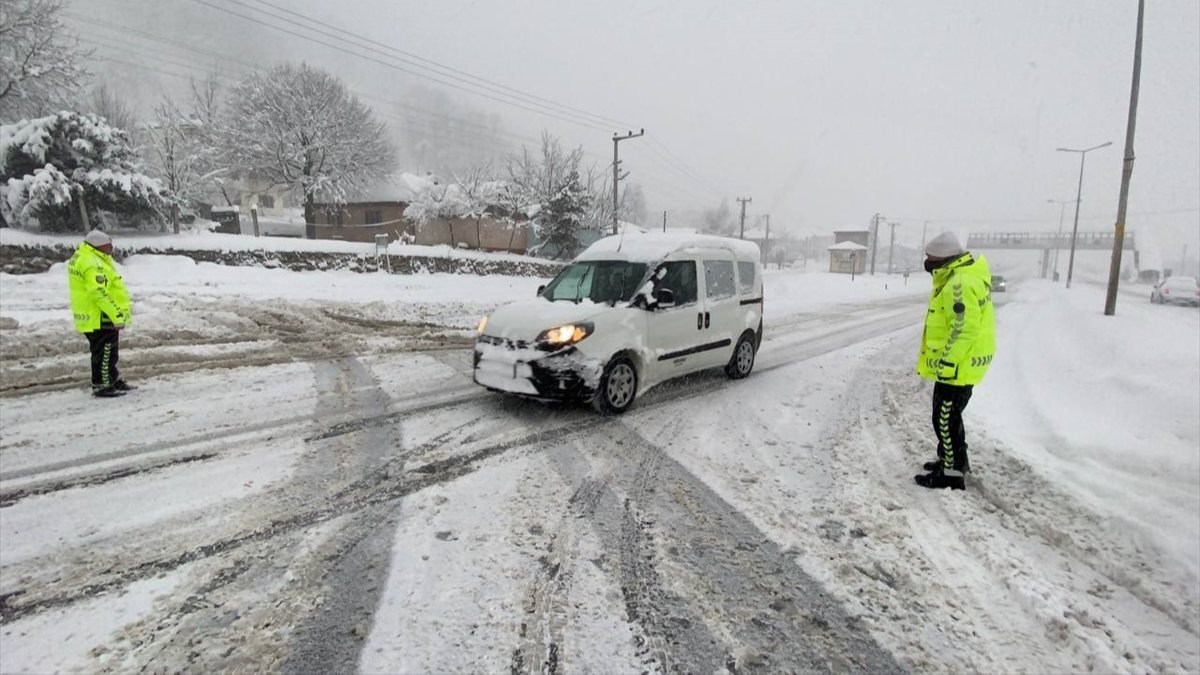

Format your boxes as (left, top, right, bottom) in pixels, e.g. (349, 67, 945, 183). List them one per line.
(416, 217, 529, 254)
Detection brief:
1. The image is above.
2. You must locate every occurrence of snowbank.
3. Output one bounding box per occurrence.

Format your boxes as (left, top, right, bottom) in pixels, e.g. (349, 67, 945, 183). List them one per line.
(976, 280, 1200, 580)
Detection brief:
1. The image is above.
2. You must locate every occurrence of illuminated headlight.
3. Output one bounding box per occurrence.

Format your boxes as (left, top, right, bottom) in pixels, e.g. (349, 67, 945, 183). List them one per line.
(476, 316, 488, 334)
(536, 322, 593, 347)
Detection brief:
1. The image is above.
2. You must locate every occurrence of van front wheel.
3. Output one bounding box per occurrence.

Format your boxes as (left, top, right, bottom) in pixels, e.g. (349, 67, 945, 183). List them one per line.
(725, 332, 757, 379)
(593, 356, 638, 415)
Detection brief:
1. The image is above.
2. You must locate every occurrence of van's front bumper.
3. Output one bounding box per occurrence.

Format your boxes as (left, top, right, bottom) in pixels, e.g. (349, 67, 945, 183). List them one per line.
(472, 339, 599, 401)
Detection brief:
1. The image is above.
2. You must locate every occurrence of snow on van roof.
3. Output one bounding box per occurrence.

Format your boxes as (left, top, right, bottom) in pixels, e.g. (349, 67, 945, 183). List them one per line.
(577, 232, 761, 262)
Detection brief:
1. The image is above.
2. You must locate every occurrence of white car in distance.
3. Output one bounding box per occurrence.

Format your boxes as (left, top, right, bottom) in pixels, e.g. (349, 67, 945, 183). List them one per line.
(474, 233, 765, 414)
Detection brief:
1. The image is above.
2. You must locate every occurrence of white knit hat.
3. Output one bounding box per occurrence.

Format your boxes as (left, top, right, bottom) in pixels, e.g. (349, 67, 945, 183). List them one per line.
(924, 231, 964, 259)
(84, 229, 112, 247)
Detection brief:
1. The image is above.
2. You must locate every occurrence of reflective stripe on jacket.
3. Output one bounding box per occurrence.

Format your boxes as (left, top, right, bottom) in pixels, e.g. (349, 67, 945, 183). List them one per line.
(68, 243, 131, 333)
(916, 253, 996, 385)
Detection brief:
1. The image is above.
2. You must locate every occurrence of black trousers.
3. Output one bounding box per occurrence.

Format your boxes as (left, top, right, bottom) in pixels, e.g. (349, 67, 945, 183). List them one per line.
(85, 328, 121, 389)
(932, 381, 973, 471)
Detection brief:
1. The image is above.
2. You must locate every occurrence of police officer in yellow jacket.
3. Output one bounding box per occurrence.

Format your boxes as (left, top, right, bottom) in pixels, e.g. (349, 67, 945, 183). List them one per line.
(68, 230, 135, 397)
(914, 231, 996, 489)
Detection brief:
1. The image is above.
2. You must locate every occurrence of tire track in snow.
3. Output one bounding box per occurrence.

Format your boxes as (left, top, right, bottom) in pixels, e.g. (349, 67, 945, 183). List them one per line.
(523, 417, 901, 673)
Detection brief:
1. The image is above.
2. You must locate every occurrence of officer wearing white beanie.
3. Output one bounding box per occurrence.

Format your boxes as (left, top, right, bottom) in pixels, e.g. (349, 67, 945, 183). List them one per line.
(923, 231, 965, 260)
(914, 230, 997, 489)
(67, 229, 136, 397)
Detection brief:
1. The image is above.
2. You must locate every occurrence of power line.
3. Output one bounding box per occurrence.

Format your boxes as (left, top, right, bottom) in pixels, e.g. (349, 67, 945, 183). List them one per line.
(242, 0, 635, 130)
(72, 18, 538, 149)
(74, 7, 714, 212)
(645, 135, 724, 194)
(91, 51, 684, 206)
(186, 0, 616, 132)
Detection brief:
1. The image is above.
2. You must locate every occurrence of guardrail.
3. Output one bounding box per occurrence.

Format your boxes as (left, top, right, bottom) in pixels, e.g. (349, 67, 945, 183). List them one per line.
(966, 231, 1135, 251)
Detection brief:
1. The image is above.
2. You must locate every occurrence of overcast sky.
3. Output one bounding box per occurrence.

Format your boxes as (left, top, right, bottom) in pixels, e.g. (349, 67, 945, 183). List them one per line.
(79, 0, 1199, 259)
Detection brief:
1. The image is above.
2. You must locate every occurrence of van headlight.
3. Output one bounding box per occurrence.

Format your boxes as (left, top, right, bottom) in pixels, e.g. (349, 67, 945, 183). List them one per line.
(536, 322, 593, 347)
(476, 316, 488, 334)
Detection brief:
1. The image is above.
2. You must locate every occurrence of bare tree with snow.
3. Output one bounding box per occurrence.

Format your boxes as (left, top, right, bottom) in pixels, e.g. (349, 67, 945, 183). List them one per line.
(452, 164, 504, 249)
(0, 0, 92, 122)
(221, 63, 397, 234)
(86, 82, 139, 142)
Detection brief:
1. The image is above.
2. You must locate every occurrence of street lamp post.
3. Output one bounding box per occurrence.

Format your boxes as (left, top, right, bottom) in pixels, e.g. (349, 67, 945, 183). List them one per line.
(1047, 198, 1073, 281)
(1057, 141, 1112, 288)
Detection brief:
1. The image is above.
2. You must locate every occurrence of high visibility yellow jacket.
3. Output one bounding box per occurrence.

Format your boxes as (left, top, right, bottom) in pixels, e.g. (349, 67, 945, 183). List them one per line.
(67, 243, 131, 333)
(916, 253, 996, 385)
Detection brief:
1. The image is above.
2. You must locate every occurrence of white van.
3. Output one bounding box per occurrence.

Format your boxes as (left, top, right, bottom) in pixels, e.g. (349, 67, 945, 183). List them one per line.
(473, 233, 765, 414)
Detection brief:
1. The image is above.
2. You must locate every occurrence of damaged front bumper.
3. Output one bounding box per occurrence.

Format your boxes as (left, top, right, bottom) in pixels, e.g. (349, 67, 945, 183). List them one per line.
(473, 337, 601, 401)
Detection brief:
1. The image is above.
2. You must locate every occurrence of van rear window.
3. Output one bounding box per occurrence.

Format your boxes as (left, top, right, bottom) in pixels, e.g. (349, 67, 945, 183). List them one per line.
(737, 261, 756, 295)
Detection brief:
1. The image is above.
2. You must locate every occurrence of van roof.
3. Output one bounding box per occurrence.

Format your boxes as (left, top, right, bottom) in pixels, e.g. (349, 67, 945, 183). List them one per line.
(576, 232, 761, 263)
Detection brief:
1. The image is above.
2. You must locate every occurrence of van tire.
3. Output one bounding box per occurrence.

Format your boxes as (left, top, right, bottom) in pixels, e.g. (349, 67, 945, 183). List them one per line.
(593, 355, 638, 415)
(725, 331, 757, 379)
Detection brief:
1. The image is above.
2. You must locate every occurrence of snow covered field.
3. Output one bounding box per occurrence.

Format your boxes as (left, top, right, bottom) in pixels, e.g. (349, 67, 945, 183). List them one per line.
(1, 258, 1197, 673)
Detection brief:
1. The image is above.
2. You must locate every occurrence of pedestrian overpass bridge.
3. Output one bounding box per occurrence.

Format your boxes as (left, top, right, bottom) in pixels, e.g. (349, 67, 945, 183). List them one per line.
(965, 231, 1136, 278)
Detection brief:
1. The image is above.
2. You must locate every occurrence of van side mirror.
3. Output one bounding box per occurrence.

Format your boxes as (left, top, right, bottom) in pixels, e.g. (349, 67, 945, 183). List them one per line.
(655, 288, 676, 309)
(537, 284, 546, 296)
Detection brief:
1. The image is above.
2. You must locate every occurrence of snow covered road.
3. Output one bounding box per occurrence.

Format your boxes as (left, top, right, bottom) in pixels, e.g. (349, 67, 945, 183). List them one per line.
(1, 263, 1197, 673)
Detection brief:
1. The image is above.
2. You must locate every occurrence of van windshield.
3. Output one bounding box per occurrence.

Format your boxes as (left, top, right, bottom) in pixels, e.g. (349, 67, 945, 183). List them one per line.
(541, 261, 650, 304)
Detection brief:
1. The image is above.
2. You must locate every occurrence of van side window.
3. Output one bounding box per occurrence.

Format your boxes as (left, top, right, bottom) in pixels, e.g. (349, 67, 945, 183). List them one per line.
(703, 260, 736, 300)
(658, 261, 698, 306)
(737, 261, 756, 295)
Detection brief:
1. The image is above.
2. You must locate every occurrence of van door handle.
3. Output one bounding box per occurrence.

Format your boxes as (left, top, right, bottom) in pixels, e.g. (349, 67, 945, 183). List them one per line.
(697, 313, 703, 330)
(704, 312, 711, 329)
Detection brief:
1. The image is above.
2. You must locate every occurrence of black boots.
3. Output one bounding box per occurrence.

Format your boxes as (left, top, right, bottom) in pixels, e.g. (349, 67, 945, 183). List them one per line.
(914, 469, 965, 490)
(93, 380, 135, 397)
(916, 453, 969, 490)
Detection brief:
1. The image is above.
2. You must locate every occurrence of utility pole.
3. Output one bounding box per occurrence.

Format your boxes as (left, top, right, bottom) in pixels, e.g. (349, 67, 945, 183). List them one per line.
(763, 214, 770, 264)
(869, 213, 882, 274)
(662, 210, 667, 233)
(1104, 0, 1144, 316)
(737, 197, 752, 239)
(920, 220, 928, 254)
(887, 221, 899, 274)
(611, 129, 644, 235)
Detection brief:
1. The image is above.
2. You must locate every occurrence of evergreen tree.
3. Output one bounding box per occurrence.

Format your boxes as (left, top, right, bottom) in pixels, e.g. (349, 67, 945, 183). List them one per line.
(0, 111, 169, 231)
(539, 169, 590, 260)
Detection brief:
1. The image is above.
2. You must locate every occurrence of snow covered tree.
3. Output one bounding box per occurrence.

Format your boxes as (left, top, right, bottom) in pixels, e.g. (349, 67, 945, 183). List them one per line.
(452, 164, 504, 249)
(505, 132, 590, 258)
(539, 169, 590, 259)
(0, 111, 169, 231)
(0, 0, 92, 122)
(220, 63, 397, 233)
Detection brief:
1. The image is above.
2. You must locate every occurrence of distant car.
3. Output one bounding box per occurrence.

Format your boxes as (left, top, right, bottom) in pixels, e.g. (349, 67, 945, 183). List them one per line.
(1150, 276, 1200, 306)
(991, 275, 1007, 292)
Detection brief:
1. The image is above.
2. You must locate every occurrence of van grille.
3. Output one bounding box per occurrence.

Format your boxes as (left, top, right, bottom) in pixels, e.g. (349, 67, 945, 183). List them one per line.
(478, 334, 533, 350)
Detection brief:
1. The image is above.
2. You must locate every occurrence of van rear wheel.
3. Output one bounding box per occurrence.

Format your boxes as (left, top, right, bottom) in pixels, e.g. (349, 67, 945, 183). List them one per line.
(725, 332, 756, 379)
(593, 356, 638, 415)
